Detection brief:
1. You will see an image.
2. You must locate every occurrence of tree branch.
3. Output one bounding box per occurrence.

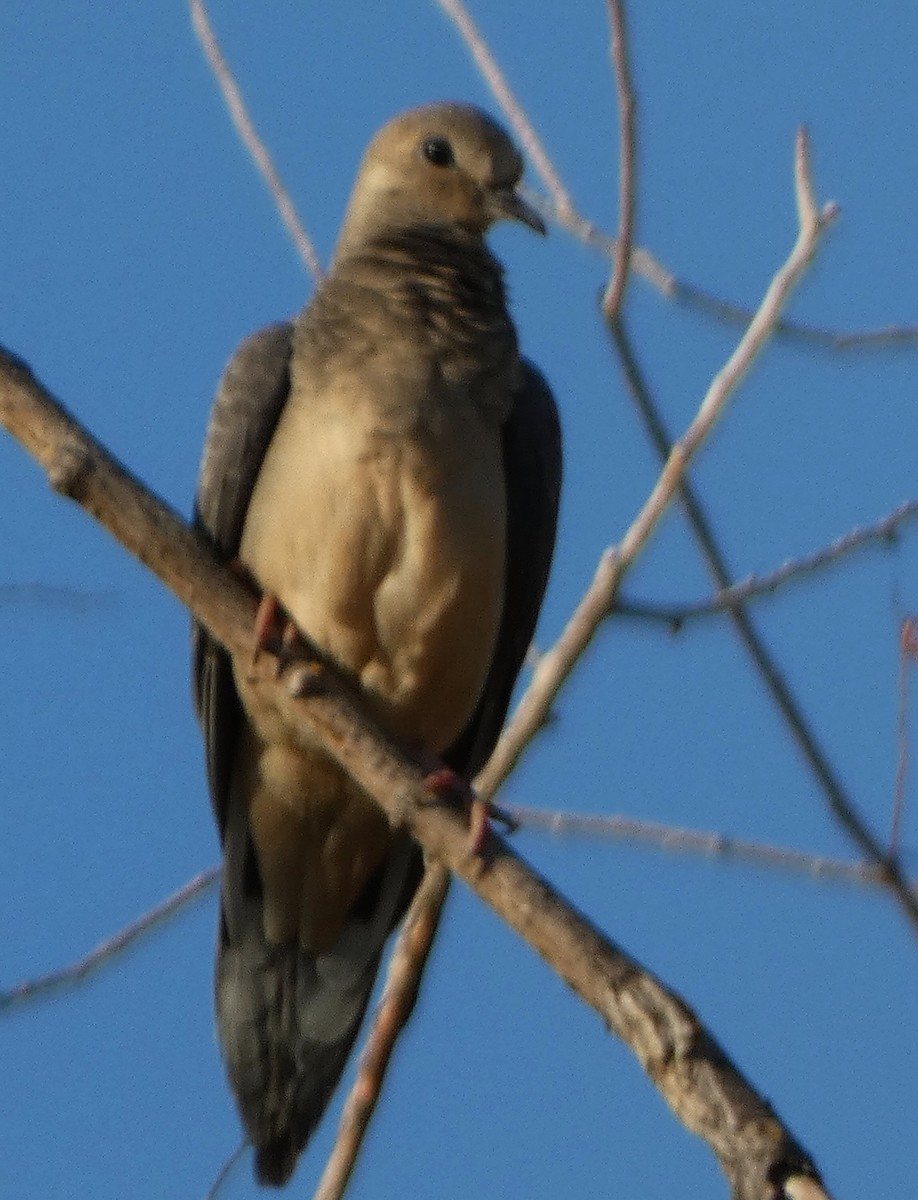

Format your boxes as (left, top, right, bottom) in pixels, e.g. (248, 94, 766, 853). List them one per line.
(893, 616, 918, 853)
(436, 0, 918, 351)
(477, 129, 836, 801)
(205, 1138, 248, 1200)
(607, 325, 918, 935)
(0, 867, 219, 1009)
(601, 0, 637, 322)
(313, 864, 451, 1200)
(614, 498, 918, 625)
(507, 806, 908, 889)
(189, 0, 324, 281)
(0, 332, 828, 1197)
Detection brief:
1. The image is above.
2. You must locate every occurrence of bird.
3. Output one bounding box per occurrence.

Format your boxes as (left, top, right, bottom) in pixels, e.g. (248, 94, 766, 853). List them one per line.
(191, 101, 561, 1187)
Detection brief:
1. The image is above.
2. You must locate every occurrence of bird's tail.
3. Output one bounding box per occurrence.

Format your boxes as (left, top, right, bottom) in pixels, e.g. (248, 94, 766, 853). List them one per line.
(215, 835, 422, 1187)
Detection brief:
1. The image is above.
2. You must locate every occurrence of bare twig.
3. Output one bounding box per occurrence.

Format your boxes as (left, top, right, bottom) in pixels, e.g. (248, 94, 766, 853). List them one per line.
(670, 277, 918, 350)
(188, 0, 324, 281)
(608, 324, 918, 935)
(0, 867, 219, 1009)
(432, 0, 576, 222)
(436, 0, 918, 351)
(313, 865, 450, 1200)
(602, 0, 637, 322)
(477, 130, 836, 801)
(615, 498, 918, 625)
(508, 806, 907, 889)
(0, 344, 830, 1200)
(204, 1138, 248, 1200)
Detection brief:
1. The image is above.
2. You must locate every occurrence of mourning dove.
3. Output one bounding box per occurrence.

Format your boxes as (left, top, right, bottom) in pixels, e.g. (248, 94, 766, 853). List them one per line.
(192, 101, 561, 1187)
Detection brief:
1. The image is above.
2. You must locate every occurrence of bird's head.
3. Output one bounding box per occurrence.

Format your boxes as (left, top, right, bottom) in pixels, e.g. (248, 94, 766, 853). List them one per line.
(335, 102, 545, 258)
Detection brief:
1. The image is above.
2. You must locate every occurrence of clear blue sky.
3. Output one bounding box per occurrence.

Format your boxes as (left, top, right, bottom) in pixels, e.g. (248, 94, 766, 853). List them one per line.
(2, 4, 916, 1198)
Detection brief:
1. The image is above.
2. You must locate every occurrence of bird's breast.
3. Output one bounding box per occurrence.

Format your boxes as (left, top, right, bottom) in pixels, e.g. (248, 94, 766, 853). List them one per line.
(237, 380, 507, 755)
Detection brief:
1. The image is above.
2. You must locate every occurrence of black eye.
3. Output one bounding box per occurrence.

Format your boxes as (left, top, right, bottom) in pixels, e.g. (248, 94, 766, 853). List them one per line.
(421, 136, 454, 167)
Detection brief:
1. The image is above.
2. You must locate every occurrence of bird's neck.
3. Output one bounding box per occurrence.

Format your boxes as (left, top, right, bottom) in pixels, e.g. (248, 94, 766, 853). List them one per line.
(332, 224, 510, 334)
(294, 224, 519, 422)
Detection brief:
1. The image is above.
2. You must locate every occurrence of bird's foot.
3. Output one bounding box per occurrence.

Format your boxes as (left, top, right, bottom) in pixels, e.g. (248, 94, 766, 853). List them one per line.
(251, 591, 283, 664)
(424, 767, 489, 854)
(226, 561, 285, 666)
(250, 592, 302, 674)
(421, 766, 497, 867)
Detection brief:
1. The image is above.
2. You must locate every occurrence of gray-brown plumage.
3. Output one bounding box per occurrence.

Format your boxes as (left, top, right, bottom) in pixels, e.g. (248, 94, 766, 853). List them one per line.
(192, 102, 561, 1187)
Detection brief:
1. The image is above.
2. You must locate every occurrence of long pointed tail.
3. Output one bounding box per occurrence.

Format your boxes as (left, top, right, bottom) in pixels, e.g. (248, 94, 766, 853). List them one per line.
(215, 835, 422, 1187)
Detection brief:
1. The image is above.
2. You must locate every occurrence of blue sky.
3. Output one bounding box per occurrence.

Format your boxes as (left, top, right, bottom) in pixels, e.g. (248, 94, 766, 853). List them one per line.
(2, 4, 916, 1198)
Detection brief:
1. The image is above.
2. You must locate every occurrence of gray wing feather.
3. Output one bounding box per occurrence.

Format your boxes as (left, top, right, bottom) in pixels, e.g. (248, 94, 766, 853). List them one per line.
(192, 322, 293, 834)
(191, 322, 424, 1187)
(445, 359, 562, 776)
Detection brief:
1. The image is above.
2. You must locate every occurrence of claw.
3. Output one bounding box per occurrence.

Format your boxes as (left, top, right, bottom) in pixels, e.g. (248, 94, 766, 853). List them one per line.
(422, 766, 491, 861)
(252, 592, 283, 665)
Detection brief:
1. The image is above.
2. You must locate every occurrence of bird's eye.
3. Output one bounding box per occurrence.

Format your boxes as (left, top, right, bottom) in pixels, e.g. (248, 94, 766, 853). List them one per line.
(421, 136, 455, 167)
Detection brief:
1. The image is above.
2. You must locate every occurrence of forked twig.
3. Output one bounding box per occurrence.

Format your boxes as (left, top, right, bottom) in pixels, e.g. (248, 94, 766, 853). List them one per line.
(437, 0, 918, 350)
(608, 326, 918, 934)
(615, 499, 918, 625)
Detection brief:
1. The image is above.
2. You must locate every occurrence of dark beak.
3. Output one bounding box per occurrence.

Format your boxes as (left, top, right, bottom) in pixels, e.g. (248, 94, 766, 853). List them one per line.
(488, 186, 547, 235)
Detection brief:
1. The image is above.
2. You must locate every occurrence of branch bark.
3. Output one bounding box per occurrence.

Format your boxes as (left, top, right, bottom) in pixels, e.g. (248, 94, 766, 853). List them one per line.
(0, 342, 829, 1199)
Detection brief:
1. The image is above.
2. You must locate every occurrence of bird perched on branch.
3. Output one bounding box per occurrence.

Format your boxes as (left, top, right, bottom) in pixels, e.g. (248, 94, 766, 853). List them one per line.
(192, 101, 561, 1187)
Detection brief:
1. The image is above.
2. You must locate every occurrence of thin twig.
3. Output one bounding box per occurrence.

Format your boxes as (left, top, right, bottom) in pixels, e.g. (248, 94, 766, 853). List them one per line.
(608, 324, 918, 934)
(313, 865, 450, 1200)
(0, 343, 832, 1200)
(673, 276, 918, 351)
(602, 0, 637, 322)
(204, 1138, 248, 1200)
(509, 806, 907, 889)
(432, 0, 577, 222)
(0, 867, 220, 1009)
(477, 130, 837, 802)
(527, 187, 918, 349)
(615, 499, 918, 625)
(436, 0, 918, 351)
(188, 0, 324, 281)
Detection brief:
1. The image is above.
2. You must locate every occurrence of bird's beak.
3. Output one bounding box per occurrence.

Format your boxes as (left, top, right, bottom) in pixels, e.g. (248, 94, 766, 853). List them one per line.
(489, 187, 547, 235)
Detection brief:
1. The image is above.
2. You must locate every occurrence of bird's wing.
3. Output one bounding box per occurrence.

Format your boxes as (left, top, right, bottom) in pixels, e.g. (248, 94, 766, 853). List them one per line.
(191, 320, 424, 1185)
(191, 321, 293, 839)
(445, 359, 562, 778)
